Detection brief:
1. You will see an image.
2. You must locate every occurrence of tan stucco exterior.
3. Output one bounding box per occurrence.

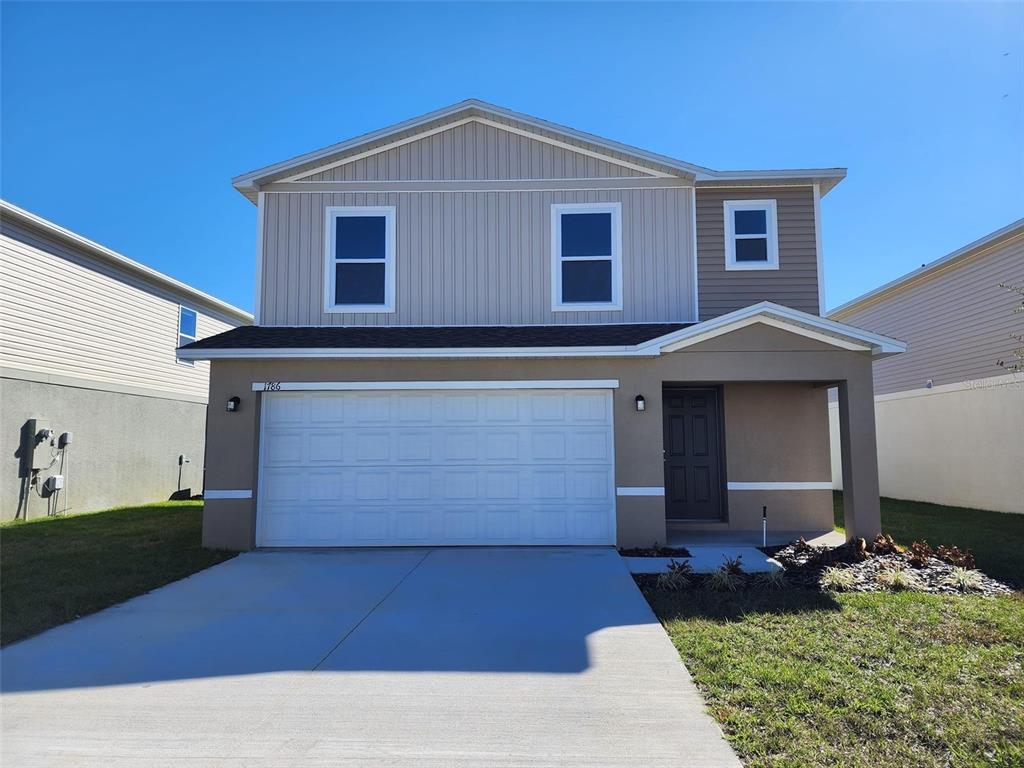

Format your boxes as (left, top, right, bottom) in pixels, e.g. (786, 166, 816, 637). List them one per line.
(201, 323, 880, 550)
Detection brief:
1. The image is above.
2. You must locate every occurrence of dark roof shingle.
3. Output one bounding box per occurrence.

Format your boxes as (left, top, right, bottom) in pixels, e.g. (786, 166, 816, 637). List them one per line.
(181, 323, 692, 351)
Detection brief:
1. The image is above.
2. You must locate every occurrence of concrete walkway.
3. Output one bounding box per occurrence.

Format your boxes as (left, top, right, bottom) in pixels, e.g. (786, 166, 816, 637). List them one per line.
(1, 548, 740, 767)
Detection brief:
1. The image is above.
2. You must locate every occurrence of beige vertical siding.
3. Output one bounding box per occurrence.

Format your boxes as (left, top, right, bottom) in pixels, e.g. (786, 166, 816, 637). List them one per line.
(0, 219, 235, 400)
(259, 187, 696, 326)
(830, 233, 1024, 394)
(298, 121, 644, 182)
(696, 186, 820, 319)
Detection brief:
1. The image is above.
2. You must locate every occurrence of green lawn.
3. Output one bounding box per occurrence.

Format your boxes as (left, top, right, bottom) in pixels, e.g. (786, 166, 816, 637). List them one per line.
(834, 492, 1024, 586)
(1, 501, 234, 646)
(645, 587, 1024, 768)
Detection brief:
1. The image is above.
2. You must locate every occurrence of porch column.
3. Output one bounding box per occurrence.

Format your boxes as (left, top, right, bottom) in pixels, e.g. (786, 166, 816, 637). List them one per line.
(837, 367, 882, 540)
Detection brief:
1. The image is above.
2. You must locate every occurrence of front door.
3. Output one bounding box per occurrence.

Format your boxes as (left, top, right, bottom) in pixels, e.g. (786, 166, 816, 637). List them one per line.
(662, 387, 725, 521)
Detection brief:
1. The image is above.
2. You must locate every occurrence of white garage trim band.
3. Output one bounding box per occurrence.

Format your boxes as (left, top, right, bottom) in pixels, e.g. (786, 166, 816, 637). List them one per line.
(727, 482, 832, 491)
(251, 379, 620, 392)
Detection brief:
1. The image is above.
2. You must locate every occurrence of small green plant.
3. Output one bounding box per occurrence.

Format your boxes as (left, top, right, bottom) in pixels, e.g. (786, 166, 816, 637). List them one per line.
(656, 559, 694, 591)
(707, 567, 743, 592)
(876, 566, 925, 591)
(942, 567, 985, 592)
(753, 569, 787, 590)
(820, 566, 857, 592)
(720, 554, 744, 575)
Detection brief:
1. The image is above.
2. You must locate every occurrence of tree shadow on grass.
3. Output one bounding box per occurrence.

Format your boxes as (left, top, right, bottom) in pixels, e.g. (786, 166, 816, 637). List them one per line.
(639, 580, 842, 623)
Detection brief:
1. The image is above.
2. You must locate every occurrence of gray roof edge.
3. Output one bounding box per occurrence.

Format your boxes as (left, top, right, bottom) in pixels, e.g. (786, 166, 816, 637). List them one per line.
(828, 218, 1024, 318)
(1, 200, 253, 325)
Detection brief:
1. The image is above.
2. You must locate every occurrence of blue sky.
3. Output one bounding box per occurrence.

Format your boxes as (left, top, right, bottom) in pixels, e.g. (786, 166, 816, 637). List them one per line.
(2, 1, 1021, 314)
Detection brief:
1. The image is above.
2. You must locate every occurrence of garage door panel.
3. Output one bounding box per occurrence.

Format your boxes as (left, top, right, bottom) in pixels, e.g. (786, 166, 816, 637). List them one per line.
(257, 389, 615, 547)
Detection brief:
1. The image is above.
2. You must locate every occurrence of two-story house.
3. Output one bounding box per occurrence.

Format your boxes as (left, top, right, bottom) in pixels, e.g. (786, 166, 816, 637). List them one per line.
(179, 100, 904, 550)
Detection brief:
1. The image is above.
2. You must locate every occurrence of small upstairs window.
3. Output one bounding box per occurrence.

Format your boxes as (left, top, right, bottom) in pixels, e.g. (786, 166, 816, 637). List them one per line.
(324, 206, 396, 313)
(177, 306, 197, 366)
(724, 199, 779, 270)
(551, 203, 622, 311)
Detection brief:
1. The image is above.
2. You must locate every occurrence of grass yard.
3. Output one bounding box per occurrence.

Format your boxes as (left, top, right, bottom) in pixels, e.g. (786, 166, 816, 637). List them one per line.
(645, 587, 1024, 768)
(834, 492, 1024, 586)
(1, 501, 234, 646)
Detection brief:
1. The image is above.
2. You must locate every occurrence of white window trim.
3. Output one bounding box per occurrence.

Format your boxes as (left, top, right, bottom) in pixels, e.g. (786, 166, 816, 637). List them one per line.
(723, 199, 779, 271)
(176, 304, 197, 367)
(323, 205, 396, 313)
(551, 202, 623, 312)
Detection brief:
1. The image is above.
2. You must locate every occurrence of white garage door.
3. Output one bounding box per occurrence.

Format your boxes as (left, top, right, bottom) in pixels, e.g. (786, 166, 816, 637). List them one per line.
(256, 388, 616, 547)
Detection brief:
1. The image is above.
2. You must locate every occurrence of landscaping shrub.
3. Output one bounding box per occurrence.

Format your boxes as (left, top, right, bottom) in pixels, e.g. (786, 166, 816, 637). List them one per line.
(656, 559, 694, 591)
(907, 540, 934, 568)
(876, 566, 925, 591)
(936, 544, 977, 570)
(820, 566, 857, 592)
(942, 567, 985, 592)
(753, 569, 786, 590)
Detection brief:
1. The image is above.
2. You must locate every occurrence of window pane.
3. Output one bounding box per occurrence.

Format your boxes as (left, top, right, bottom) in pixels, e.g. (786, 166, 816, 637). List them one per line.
(178, 334, 194, 348)
(179, 307, 197, 337)
(562, 260, 612, 303)
(336, 262, 386, 305)
(336, 216, 386, 260)
(734, 209, 767, 235)
(735, 237, 769, 262)
(561, 213, 611, 257)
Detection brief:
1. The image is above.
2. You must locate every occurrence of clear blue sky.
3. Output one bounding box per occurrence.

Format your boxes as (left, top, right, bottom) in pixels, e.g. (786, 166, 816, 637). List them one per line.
(2, 2, 1021, 314)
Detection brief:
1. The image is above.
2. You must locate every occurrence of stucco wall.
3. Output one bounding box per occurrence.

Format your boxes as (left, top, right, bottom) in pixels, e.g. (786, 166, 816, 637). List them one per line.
(0, 376, 208, 520)
(201, 324, 873, 549)
(829, 376, 1024, 514)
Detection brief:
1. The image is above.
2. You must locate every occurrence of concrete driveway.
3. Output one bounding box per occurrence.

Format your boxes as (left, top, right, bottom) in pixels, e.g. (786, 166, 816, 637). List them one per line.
(1, 548, 739, 767)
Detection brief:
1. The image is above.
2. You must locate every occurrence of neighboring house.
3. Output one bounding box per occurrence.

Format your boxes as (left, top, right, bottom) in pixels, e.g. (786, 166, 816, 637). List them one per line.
(179, 99, 904, 550)
(0, 201, 252, 520)
(828, 220, 1024, 515)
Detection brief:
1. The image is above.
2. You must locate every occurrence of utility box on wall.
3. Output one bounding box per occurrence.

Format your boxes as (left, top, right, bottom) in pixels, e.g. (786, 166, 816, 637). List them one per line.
(19, 417, 54, 475)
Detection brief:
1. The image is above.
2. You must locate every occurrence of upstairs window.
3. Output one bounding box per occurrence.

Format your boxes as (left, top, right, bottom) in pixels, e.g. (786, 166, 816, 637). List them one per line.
(324, 206, 396, 312)
(177, 306, 197, 366)
(551, 203, 622, 311)
(724, 200, 779, 270)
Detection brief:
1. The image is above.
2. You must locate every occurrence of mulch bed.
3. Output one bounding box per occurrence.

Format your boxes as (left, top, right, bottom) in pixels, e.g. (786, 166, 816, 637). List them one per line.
(769, 537, 1014, 596)
(618, 546, 692, 558)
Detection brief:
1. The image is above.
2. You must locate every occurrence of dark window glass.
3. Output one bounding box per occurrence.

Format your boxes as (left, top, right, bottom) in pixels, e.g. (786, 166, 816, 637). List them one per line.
(734, 209, 767, 235)
(561, 213, 611, 257)
(735, 237, 769, 262)
(178, 334, 193, 349)
(562, 260, 612, 303)
(336, 263, 386, 304)
(179, 307, 197, 337)
(336, 216, 386, 260)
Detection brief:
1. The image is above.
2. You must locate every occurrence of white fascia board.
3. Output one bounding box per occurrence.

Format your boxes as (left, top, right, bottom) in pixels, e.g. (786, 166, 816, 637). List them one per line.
(251, 379, 619, 392)
(641, 301, 906, 357)
(178, 345, 658, 361)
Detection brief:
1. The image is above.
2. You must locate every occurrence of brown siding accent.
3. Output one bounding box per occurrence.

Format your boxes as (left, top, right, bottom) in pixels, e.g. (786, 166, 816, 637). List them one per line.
(830, 232, 1024, 394)
(696, 186, 820, 319)
(260, 187, 696, 326)
(298, 121, 644, 182)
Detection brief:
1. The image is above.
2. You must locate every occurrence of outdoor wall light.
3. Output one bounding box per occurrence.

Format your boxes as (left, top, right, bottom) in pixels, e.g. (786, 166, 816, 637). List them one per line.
(635, 394, 646, 412)
(226, 396, 241, 412)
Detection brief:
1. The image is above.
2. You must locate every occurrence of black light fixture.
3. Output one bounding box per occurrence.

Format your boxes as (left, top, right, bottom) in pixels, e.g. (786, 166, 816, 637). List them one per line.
(635, 394, 646, 412)
(226, 396, 241, 412)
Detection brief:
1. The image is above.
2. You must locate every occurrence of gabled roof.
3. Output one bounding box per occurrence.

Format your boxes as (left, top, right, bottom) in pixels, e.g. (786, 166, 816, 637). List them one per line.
(232, 99, 847, 202)
(829, 218, 1024, 319)
(177, 302, 903, 360)
(0, 200, 253, 326)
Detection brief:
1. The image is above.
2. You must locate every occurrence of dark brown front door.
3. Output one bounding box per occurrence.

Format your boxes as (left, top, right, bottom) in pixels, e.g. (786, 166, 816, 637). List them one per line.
(663, 387, 725, 521)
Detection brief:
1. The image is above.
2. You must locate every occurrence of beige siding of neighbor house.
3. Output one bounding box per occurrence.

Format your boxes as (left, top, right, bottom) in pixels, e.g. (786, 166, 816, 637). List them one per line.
(0, 217, 234, 401)
(297, 120, 648, 182)
(259, 187, 696, 326)
(826, 226, 1024, 514)
(830, 231, 1023, 395)
(696, 186, 820, 319)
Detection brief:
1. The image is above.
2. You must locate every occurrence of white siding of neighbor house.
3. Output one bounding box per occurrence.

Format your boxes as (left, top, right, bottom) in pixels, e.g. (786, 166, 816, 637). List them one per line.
(259, 187, 696, 326)
(0, 218, 236, 401)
